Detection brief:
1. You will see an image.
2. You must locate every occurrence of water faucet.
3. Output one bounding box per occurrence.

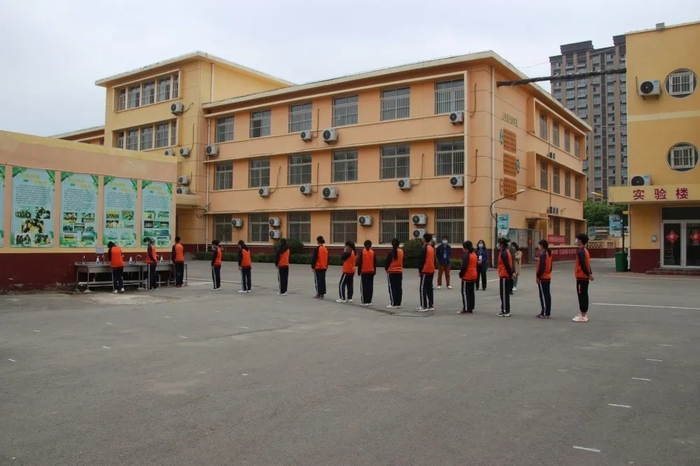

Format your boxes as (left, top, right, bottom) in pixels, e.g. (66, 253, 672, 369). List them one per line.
(128, 256, 133, 264)
(135, 254, 142, 262)
(159, 255, 163, 263)
(82, 255, 86, 263)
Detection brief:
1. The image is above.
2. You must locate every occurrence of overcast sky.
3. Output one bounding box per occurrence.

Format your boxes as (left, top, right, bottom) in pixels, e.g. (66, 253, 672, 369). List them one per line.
(1, 0, 698, 137)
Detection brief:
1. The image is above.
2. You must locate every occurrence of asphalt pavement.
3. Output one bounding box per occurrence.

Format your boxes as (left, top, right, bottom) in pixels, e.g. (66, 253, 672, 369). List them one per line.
(1, 258, 699, 465)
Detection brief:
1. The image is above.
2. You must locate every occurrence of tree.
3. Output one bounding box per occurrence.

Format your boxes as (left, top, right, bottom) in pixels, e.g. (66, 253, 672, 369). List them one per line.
(583, 200, 627, 226)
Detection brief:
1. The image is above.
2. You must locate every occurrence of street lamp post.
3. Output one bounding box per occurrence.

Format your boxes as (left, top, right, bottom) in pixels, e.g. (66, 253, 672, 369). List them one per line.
(489, 188, 526, 266)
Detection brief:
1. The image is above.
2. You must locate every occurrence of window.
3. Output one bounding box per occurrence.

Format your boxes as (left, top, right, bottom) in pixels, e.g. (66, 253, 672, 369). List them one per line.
(172, 75, 179, 99)
(126, 129, 139, 150)
(171, 121, 177, 146)
(117, 89, 126, 111)
(332, 96, 359, 126)
(553, 121, 560, 147)
(565, 129, 571, 152)
(575, 176, 582, 200)
(380, 209, 410, 244)
(539, 112, 548, 140)
(216, 117, 234, 143)
(381, 87, 410, 120)
(574, 138, 581, 157)
(250, 110, 271, 138)
(288, 212, 311, 243)
(142, 81, 155, 105)
(289, 103, 312, 133)
(331, 210, 357, 244)
(128, 85, 140, 109)
(435, 139, 464, 176)
(667, 143, 699, 172)
(115, 131, 124, 149)
(155, 123, 169, 148)
(566, 100, 575, 110)
(540, 162, 548, 190)
(157, 77, 172, 102)
(140, 126, 153, 150)
(666, 69, 698, 97)
(288, 154, 312, 185)
(213, 214, 232, 243)
(566, 90, 575, 99)
(553, 166, 560, 194)
(553, 218, 561, 235)
(248, 158, 270, 188)
(380, 144, 410, 179)
(434, 79, 464, 114)
(332, 150, 358, 182)
(248, 213, 269, 242)
(565, 219, 572, 244)
(565, 171, 571, 197)
(214, 161, 233, 190)
(435, 208, 464, 243)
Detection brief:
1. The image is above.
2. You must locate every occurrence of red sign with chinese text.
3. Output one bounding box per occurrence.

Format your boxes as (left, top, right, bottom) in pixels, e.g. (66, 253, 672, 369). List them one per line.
(690, 231, 700, 244)
(666, 231, 679, 243)
(629, 187, 691, 202)
(547, 235, 566, 245)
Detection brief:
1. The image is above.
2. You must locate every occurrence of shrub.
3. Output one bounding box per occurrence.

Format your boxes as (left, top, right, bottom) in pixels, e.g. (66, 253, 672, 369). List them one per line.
(272, 238, 305, 255)
(401, 239, 424, 269)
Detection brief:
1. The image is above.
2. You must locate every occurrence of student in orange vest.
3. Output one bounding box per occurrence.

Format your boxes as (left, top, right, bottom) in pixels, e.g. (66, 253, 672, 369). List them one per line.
(210, 239, 223, 290)
(171, 236, 185, 287)
(458, 240, 478, 314)
(417, 233, 436, 312)
(107, 241, 125, 293)
(237, 239, 252, 293)
(311, 236, 328, 299)
(496, 237, 515, 317)
(275, 238, 291, 295)
(536, 239, 554, 319)
(384, 238, 404, 309)
(337, 241, 357, 303)
(145, 237, 159, 290)
(573, 233, 594, 323)
(357, 239, 376, 306)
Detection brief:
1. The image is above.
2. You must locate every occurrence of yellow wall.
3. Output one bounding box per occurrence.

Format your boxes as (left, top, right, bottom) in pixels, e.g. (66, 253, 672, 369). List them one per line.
(0, 131, 177, 254)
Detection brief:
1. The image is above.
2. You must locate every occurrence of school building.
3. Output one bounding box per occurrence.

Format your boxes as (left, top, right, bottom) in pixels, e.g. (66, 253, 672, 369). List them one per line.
(55, 51, 590, 261)
(0, 131, 177, 290)
(608, 21, 700, 273)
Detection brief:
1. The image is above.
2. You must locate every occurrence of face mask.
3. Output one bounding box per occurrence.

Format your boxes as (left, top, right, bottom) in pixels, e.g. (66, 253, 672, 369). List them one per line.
(574, 239, 580, 246)
(442, 240, 448, 244)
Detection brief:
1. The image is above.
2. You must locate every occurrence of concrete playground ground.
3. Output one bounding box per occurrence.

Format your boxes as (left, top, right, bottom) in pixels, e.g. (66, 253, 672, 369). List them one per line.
(1, 259, 700, 465)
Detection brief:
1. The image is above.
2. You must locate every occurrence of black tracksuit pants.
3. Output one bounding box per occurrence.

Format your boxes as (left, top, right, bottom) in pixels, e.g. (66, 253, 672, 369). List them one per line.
(174, 262, 185, 286)
(461, 280, 475, 312)
(314, 269, 327, 296)
(388, 272, 403, 306)
(477, 270, 487, 290)
(339, 273, 354, 300)
(360, 273, 374, 304)
(419, 273, 434, 309)
(278, 266, 289, 294)
(241, 267, 252, 291)
(111, 267, 124, 291)
(499, 277, 513, 313)
(538, 280, 552, 316)
(576, 279, 590, 313)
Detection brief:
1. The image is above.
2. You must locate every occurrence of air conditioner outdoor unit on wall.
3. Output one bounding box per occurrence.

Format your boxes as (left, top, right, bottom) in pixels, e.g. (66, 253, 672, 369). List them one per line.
(176, 186, 189, 195)
(630, 174, 652, 186)
(412, 228, 426, 239)
(358, 215, 372, 226)
(449, 111, 464, 124)
(412, 214, 427, 226)
(171, 102, 184, 115)
(258, 187, 270, 197)
(269, 217, 281, 227)
(398, 178, 411, 190)
(269, 230, 281, 240)
(638, 79, 661, 97)
(547, 206, 560, 215)
(231, 218, 243, 228)
(178, 176, 190, 185)
(299, 184, 312, 195)
(164, 149, 175, 156)
(300, 130, 312, 141)
(450, 175, 464, 188)
(322, 186, 338, 200)
(548, 152, 556, 160)
(322, 128, 338, 143)
(205, 145, 219, 157)
(179, 147, 191, 157)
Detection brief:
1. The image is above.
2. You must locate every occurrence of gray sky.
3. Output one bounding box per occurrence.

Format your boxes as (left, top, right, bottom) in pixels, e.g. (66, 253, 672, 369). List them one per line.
(1, 0, 698, 137)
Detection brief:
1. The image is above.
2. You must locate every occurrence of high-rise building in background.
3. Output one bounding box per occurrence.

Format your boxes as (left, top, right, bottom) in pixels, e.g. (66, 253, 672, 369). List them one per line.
(549, 36, 627, 200)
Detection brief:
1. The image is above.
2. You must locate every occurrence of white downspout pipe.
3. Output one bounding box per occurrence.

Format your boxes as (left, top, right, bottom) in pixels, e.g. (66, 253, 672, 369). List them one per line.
(463, 71, 469, 243)
(490, 66, 496, 264)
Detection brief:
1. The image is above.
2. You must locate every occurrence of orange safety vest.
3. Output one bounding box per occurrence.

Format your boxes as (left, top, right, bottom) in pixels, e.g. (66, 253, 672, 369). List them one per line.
(173, 243, 185, 263)
(422, 245, 436, 274)
(314, 245, 328, 270)
(388, 249, 404, 273)
(213, 246, 222, 266)
(497, 248, 513, 278)
(342, 251, 356, 274)
(278, 249, 290, 267)
(110, 246, 124, 268)
(361, 249, 375, 274)
(462, 252, 478, 281)
(240, 248, 252, 268)
(574, 247, 591, 280)
(537, 250, 553, 281)
(146, 245, 158, 264)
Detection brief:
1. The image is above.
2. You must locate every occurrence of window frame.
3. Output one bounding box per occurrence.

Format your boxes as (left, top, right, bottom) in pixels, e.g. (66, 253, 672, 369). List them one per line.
(552, 166, 561, 194)
(380, 87, 410, 121)
(666, 69, 697, 97)
(552, 121, 560, 147)
(564, 171, 572, 197)
(379, 209, 410, 244)
(564, 129, 571, 152)
(380, 144, 410, 180)
(434, 139, 464, 176)
(213, 214, 232, 243)
(434, 79, 465, 114)
(248, 158, 271, 188)
(540, 161, 549, 191)
(214, 161, 233, 191)
(287, 212, 311, 243)
(288, 103, 312, 133)
(539, 112, 548, 140)
(248, 213, 270, 243)
(667, 143, 699, 172)
(332, 150, 359, 182)
(332, 96, 359, 127)
(216, 116, 234, 143)
(330, 210, 358, 244)
(435, 207, 464, 243)
(250, 110, 272, 138)
(287, 154, 312, 185)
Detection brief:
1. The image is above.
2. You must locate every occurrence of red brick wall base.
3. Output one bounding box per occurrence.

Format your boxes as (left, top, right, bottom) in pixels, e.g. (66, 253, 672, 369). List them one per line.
(630, 249, 660, 273)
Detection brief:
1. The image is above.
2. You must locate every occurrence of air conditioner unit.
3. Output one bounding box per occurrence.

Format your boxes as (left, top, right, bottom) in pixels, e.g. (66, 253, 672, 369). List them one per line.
(299, 184, 312, 195)
(269, 217, 281, 227)
(630, 174, 652, 186)
(170, 102, 184, 115)
(176, 186, 189, 195)
(450, 175, 464, 188)
(164, 149, 175, 156)
(258, 187, 270, 197)
(358, 215, 372, 226)
(205, 145, 219, 157)
(412, 214, 428, 226)
(300, 130, 312, 142)
(547, 206, 560, 215)
(178, 176, 190, 185)
(398, 178, 412, 190)
(449, 111, 464, 124)
(322, 128, 338, 143)
(322, 186, 338, 200)
(179, 147, 191, 158)
(412, 228, 426, 239)
(548, 152, 557, 160)
(231, 218, 243, 228)
(638, 79, 661, 97)
(269, 230, 281, 240)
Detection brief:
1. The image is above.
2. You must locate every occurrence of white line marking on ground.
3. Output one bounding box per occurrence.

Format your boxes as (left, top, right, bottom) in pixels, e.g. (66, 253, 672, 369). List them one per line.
(163, 316, 172, 319)
(242, 373, 248, 376)
(239, 326, 249, 329)
(102, 346, 111, 350)
(106, 322, 113, 325)
(8, 359, 17, 363)
(646, 359, 663, 362)
(608, 404, 632, 409)
(658, 344, 673, 347)
(632, 377, 651, 381)
(573, 446, 601, 453)
(215, 311, 221, 313)
(288, 319, 297, 322)
(179, 336, 188, 339)
(33, 330, 40, 333)
(594, 302, 700, 311)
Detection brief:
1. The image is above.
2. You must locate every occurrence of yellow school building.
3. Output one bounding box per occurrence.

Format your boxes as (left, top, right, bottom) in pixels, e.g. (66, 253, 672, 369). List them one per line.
(609, 21, 700, 273)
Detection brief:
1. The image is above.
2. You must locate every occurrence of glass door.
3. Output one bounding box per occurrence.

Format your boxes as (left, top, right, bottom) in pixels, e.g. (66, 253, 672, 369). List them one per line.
(662, 222, 682, 267)
(685, 222, 700, 268)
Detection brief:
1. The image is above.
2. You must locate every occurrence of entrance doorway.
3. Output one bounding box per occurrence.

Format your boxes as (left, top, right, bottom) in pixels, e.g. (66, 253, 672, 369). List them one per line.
(662, 221, 700, 268)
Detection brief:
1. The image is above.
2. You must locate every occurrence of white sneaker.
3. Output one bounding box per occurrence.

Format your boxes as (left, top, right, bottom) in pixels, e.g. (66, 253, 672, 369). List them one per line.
(278, 292, 287, 296)
(120, 288, 125, 292)
(366, 303, 372, 306)
(416, 307, 428, 312)
(447, 285, 452, 290)
(336, 299, 346, 303)
(238, 290, 247, 293)
(347, 299, 353, 303)
(572, 314, 588, 323)
(386, 304, 397, 309)
(113, 290, 118, 294)
(512, 287, 518, 291)
(246, 290, 251, 293)
(427, 307, 435, 312)
(436, 286, 441, 289)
